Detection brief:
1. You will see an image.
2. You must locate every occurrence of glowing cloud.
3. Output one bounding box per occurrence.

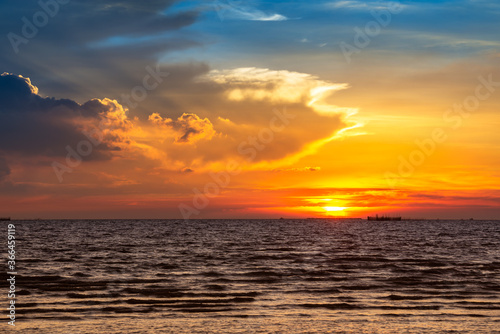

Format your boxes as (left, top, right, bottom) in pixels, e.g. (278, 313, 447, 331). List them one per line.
(201, 67, 355, 116)
(149, 112, 216, 144)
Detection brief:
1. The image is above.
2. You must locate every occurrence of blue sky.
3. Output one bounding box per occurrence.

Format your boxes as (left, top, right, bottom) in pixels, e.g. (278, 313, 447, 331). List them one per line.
(2, 0, 499, 100)
(163, 0, 500, 63)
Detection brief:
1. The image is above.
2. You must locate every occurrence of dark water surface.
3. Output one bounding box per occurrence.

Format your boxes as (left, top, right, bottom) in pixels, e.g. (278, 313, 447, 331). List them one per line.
(2, 219, 500, 333)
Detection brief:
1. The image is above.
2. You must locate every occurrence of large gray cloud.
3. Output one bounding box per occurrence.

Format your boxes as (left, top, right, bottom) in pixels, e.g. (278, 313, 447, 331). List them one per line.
(0, 0, 201, 102)
(0, 73, 121, 159)
(2, 0, 192, 44)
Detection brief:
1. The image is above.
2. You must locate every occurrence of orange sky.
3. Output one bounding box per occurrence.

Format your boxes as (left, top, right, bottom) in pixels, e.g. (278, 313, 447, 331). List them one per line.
(1, 1, 499, 219)
(2, 63, 499, 219)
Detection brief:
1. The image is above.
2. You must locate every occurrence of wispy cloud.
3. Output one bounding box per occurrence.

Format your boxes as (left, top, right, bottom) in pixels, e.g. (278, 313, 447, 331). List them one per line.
(413, 33, 500, 49)
(214, 1, 288, 21)
(272, 167, 321, 172)
(326, 0, 408, 11)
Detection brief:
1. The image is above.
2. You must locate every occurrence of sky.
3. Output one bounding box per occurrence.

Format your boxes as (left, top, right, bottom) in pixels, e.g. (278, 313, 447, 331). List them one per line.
(0, 0, 499, 219)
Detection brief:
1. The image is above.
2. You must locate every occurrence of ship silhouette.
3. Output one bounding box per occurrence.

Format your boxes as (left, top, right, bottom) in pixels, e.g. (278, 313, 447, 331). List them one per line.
(367, 214, 401, 221)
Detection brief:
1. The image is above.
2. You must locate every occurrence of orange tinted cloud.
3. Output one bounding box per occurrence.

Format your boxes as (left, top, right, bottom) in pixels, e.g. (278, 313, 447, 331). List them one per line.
(149, 112, 216, 144)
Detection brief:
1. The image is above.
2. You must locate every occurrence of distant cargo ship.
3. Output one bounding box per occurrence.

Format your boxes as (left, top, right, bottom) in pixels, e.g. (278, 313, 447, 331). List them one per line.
(0, 217, 11, 221)
(367, 215, 401, 221)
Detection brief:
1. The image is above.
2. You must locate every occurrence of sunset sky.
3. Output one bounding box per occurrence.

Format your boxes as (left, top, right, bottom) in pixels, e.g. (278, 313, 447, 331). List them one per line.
(0, 0, 499, 219)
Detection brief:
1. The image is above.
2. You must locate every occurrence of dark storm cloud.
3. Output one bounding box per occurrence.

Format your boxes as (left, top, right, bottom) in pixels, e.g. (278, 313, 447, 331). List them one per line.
(3, 0, 193, 43)
(0, 73, 87, 115)
(0, 73, 119, 159)
(0, 0, 201, 101)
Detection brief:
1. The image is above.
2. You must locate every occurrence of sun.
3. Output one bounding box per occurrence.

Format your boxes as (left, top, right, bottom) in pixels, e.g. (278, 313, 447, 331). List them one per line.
(323, 206, 347, 212)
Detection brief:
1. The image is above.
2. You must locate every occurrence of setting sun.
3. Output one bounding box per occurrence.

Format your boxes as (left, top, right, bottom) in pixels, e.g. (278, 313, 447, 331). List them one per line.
(323, 206, 347, 212)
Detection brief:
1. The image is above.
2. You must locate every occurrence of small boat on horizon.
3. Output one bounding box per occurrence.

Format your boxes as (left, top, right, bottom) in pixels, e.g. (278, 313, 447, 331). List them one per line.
(367, 215, 401, 221)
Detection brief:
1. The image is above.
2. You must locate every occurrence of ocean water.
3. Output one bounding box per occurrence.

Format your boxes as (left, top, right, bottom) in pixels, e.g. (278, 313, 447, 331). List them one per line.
(2, 219, 500, 333)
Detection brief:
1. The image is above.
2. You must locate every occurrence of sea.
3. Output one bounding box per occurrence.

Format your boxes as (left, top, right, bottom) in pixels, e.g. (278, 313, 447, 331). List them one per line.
(2, 219, 499, 333)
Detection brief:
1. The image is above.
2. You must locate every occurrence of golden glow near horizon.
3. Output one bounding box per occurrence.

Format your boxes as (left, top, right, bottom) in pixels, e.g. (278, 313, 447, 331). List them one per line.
(323, 206, 347, 212)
